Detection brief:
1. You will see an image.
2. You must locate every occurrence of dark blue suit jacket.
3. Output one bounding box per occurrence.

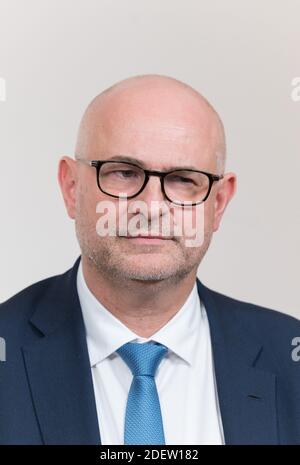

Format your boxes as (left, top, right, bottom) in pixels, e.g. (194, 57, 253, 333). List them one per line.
(1, 256, 300, 444)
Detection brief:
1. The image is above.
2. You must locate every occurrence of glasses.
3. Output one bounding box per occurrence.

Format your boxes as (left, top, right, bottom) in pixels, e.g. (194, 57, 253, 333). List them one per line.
(76, 158, 224, 206)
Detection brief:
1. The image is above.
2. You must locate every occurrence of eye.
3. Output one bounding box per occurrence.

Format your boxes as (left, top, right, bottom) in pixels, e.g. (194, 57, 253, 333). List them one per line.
(168, 175, 195, 184)
(112, 170, 139, 178)
(116, 170, 137, 178)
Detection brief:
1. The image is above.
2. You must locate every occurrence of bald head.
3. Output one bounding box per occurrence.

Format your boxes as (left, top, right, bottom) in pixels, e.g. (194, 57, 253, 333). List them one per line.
(74, 74, 226, 173)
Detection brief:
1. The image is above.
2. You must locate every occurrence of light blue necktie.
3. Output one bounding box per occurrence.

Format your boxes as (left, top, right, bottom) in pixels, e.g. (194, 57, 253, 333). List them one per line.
(116, 341, 168, 445)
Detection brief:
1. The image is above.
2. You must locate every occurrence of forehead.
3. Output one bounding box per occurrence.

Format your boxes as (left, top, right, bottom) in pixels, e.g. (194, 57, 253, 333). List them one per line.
(81, 84, 220, 170)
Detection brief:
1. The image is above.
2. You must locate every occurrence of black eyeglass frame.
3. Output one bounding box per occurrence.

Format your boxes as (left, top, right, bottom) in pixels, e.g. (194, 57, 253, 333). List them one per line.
(76, 158, 224, 206)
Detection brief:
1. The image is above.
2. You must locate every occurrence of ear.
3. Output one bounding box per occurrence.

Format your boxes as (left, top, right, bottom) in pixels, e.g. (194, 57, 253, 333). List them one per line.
(213, 172, 237, 232)
(58, 156, 77, 219)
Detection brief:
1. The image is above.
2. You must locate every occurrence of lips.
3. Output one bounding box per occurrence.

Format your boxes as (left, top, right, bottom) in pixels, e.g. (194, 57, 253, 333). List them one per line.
(129, 234, 168, 239)
(120, 234, 173, 242)
(125, 235, 172, 240)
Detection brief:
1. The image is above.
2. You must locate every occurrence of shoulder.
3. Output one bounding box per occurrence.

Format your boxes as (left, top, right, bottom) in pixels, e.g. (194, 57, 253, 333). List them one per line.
(198, 280, 300, 343)
(0, 268, 71, 333)
(210, 285, 299, 324)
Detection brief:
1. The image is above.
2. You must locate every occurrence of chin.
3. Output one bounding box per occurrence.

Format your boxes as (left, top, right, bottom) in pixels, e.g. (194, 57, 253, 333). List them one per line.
(123, 262, 177, 279)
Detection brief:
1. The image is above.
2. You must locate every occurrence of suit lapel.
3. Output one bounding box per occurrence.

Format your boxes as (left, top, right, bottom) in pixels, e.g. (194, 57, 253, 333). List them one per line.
(22, 257, 100, 445)
(196, 278, 278, 445)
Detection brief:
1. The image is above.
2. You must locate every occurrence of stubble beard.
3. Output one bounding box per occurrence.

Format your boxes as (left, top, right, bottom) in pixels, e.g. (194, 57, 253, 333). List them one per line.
(75, 216, 212, 287)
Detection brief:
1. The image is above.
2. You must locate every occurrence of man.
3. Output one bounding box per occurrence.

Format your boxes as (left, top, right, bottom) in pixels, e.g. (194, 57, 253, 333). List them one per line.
(0, 75, 300, 445)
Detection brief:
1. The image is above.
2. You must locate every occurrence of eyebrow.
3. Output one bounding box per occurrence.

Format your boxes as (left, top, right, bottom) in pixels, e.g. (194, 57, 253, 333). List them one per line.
(106, 155, 199, 171)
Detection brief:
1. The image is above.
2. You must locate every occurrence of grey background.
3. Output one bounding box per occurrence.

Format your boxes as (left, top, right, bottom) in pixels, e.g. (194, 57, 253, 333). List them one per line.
(0, 0, 299, 317)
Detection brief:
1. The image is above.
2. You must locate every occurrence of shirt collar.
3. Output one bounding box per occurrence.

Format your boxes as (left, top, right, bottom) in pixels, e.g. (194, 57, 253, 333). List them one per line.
(76, 260, 203, 367)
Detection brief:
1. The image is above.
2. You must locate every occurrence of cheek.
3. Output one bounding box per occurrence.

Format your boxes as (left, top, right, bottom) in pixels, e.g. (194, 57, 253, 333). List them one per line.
(203, 198, 215, 228)
(76, 182, 99, 223)
(175, 204, 208, 236)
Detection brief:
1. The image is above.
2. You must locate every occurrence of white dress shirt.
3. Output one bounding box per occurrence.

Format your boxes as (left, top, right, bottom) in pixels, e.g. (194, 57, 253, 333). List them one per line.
(76, 261, 224, 445)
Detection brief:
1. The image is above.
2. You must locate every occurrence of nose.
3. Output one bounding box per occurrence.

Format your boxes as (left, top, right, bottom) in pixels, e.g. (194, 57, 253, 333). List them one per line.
(128, 174, 170, 226)
(136, 174, 166, 205)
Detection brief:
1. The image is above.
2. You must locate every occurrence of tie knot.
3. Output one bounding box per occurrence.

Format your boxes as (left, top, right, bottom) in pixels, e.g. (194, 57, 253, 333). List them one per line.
(116, 341, 168, 377)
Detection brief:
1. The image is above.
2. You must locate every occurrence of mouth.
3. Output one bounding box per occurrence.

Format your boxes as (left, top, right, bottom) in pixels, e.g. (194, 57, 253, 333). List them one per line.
(120, 235, 173, 244)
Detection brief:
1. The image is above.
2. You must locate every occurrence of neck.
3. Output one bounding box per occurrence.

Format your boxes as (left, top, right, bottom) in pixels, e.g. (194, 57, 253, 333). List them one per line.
(80, 256, 197, 338)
